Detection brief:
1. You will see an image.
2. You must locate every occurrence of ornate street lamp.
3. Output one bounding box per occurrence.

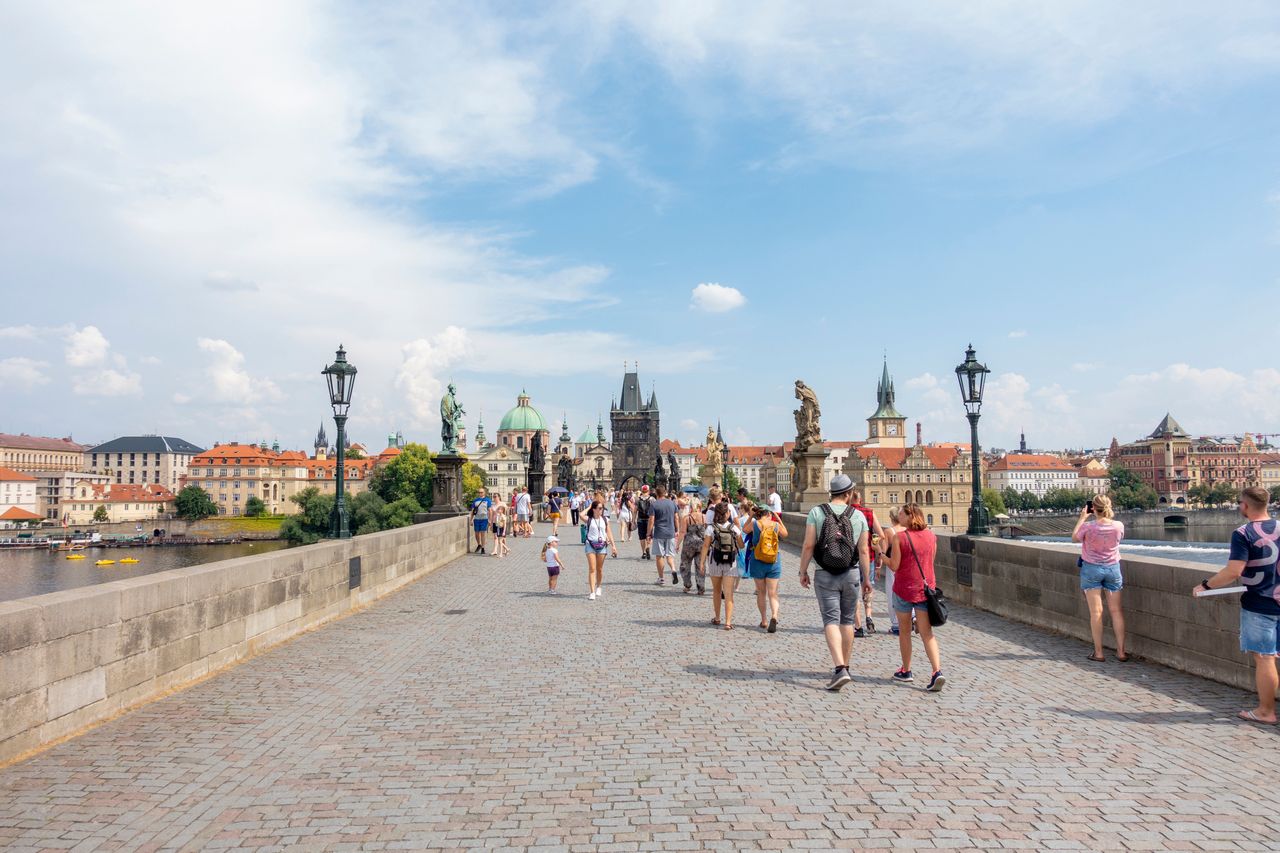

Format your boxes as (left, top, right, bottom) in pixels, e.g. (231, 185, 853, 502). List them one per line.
(322, 345, 357, 539)
(955, 344, 991, 536)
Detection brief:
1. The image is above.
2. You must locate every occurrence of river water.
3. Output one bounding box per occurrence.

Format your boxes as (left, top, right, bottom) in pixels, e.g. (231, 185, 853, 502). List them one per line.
(0, 541, 289, 602)
(1021, 522, 1240, 567)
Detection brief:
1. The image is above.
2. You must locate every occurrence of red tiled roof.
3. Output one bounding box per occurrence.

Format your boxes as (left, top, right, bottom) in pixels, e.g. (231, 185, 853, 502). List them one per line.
(988, 453, 1075, 472)
(0, 467, 37, 482)
(378, 446, 402, 458)
(80, 483, 175, 503)
(0, 433, 86, 452)
(0, 506, 41, 521)
(854, 446, 963, 470)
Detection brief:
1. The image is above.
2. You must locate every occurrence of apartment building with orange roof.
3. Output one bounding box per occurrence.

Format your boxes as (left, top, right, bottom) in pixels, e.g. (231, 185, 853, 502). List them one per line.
(183, 442, 371, 517)
(0, 467, 40, 529)
(844, 443, 976, 534)
(63, 482, 176, 525)
(987, 453, 1079, 499)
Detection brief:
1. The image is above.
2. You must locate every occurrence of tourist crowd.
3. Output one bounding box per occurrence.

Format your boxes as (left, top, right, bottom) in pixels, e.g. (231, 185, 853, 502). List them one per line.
(467, 478, 1280, 721)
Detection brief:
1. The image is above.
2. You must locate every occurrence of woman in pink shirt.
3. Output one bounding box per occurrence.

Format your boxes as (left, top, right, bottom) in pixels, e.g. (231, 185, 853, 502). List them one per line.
(1071, 493, 1129, 662)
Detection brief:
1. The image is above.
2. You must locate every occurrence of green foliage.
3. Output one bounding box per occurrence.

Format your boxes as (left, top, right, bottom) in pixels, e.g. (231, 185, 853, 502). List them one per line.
(368, 442, 435, 509)
(1000, 487, 1042, 512)
(1270, 485, 1280, 505)
(379, 497, 423, 530)
(1106, 465, 1159, 511)
(981, 488, 1006, 516)
(1107, 465, 1143, 491)
(350, 491, 386, 535)
(1208, 483, 1238, 505)
(279, 487, 335, 545)
(92, 505, 109, 523)
(461, 461, 485, 505)
(174, 485, 218, 520)
(243, 496, 267, 517)
(345, 446, 365, 459)
(1039, 488, 1096, 512)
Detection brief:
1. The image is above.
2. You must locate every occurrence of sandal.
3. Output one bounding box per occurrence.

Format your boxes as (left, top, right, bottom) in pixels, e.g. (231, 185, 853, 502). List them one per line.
(711, 618, 721, 625)
(1086, 654, 1105, 662)
(1238, 709, 1277, 725)
(767, 618, 778, 634)
(724, 624, 734, 631)
(1116, 653, 1131, 662)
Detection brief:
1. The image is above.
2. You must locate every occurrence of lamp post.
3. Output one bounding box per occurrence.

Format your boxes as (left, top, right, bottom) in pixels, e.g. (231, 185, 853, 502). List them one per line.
(322, 345, 357, 539)
(955, 344, 991, 536)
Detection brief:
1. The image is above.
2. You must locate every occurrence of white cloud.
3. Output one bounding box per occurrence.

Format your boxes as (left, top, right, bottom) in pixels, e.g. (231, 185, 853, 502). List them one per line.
(196, 338, 281, 403)
(0, 357, 50, 390)
(0, 325, 42, 340)
(1105, 364, 1280, 439)
(395, 327, 472, 428)
(172, 392, 191, 404)
(680, 418, 699, 431)
(1008, 330, 1028, 339)
(203, 271, 259, 292)
(465, 330, 713, 376)
(72, 368, 142, 397)
(65, 326, 110, 367)
(690, 282, 746, 313)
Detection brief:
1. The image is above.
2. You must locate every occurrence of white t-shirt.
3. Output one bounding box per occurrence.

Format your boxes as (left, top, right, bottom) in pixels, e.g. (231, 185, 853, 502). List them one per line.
(545, 544, 560, 567)
(516, 493, 532, 514)
(586, 517, 609, 543)
(703, 521, 743, 541)
(571, 494, 582, 510)
(768, 492, 782, 514)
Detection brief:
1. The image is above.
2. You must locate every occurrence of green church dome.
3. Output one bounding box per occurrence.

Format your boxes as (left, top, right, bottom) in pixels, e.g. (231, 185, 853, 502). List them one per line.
(576, 425, 596, 445)
(498, 391, 548, 433)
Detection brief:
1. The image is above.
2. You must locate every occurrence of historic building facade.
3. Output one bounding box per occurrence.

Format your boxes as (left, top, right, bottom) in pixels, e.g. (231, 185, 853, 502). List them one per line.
(64, 483, 176, 525)
(1110, 414, 1264, 505)
(987, 453, 1079, 498)
(85, 435, 204, 491)
(495, 391, 550, 454)
(610, 366, 659, 489)
(183, 443, 371, 517)
(844, 444, 975, 534)
(0, 467, 40, 528)
(471, 443, 528, 498)
(866, 361, 908, 449)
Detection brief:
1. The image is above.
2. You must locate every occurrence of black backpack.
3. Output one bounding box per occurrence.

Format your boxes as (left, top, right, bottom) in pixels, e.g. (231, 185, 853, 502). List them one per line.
(814, 504, 858, 574)
(711, 522, 738, 564)
(637, 495, 652, 519)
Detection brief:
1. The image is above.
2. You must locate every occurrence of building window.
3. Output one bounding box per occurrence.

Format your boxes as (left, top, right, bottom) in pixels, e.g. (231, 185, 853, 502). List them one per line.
(942, 514, 948, 525)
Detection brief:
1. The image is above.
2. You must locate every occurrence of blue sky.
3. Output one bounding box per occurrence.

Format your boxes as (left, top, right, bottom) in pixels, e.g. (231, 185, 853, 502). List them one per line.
(2, 1, 1279, 454)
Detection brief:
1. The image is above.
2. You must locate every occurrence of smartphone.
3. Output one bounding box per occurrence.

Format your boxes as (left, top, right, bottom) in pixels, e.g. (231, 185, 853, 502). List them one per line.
(1085, 500, 1094, 514)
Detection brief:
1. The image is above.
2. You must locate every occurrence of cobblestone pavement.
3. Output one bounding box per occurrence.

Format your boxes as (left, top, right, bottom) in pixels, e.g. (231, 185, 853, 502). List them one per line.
(2, 523, 1276, 851)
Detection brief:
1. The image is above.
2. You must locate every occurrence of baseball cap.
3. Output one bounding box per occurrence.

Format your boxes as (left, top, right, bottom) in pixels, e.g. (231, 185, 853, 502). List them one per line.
(546, 534, 559, 542)
(641, 484, 649, 492)
(829, 474, 854, 494)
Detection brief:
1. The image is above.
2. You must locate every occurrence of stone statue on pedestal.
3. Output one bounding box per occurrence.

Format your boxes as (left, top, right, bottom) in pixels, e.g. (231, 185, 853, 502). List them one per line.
(557, 451, 575, 491)
(653, 452, 665, 487)
(528, 433, 546, 502)
(667, 450, 680, 494)
(702, 425, 722, 485)
(440, 383, 465, 455)
(793, 380, 821, 453)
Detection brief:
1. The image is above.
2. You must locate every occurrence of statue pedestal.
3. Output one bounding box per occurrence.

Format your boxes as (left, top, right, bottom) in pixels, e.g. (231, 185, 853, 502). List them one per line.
(700, 465, 722, 489)
(785, 445, 831, 512)
(425, 453, 465, 520)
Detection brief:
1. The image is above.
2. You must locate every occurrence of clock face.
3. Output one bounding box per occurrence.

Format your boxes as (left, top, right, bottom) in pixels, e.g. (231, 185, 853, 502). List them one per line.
(887, 424, 898, 436)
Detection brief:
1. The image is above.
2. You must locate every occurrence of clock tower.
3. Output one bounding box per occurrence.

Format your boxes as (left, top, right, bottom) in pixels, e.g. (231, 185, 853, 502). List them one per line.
(867, 359, 907, 448)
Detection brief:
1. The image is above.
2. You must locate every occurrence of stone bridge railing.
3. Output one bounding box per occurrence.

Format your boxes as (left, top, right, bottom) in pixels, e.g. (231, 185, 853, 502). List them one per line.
(0, 517, 467, 765)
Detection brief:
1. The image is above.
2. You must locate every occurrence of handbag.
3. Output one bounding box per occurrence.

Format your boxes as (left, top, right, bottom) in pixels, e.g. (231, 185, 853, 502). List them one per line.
(903, 531, 948, 627)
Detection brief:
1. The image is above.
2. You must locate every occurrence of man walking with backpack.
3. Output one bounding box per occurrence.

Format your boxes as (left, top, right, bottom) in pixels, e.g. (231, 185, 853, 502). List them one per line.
(798, 474, 872, 691)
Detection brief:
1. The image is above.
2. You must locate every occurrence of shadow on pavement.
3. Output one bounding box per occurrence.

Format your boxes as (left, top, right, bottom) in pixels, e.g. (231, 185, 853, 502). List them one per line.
(684, 663, 864, 692)
(1044, 706, 1247, 727)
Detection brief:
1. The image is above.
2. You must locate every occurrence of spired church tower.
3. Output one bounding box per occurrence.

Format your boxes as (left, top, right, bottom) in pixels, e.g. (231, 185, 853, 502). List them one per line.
(866, 360, 907, 449)
(610, 364, 660, 489)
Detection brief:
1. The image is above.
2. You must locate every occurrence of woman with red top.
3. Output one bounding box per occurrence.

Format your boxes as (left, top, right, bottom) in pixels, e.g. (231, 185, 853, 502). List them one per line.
(887, 504, 945, 692)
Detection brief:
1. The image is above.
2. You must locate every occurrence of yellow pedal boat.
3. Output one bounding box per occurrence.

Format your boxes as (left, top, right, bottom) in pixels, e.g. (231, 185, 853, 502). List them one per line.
(65, 554, 86, 560)
(119, 557, 140, 564)
(95, 559, 115, 566)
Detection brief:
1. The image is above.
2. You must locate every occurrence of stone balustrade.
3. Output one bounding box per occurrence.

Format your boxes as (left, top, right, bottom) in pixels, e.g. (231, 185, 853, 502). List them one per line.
(0, 517, 467, 765)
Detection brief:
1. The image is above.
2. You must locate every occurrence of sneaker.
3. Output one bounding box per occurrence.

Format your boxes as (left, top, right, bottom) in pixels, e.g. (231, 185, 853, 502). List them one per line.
(854, 628, 866, 639)
(587, 592, 596, 601)
(892, 668, 913, 683)
(826, 667, 852, 692)
(655, 578, 664, 585)
(890, 625, 901, 636)
(926, 671, 946, 693)
(865, 617, 875, 634)
(595, 586, 603, 599)
(672, 572, 679, 585)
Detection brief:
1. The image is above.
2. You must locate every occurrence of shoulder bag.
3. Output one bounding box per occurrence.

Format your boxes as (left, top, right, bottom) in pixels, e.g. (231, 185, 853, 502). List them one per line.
(903, 531, 948, 627)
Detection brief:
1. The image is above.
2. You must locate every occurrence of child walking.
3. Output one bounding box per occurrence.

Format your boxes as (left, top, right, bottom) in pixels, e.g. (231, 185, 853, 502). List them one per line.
(542, 534, 561, 593)
(492, 502, 510, 558)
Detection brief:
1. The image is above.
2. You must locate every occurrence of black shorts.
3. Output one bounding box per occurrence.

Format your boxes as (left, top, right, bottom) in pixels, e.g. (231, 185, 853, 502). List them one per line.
(638, 519, 651, 539)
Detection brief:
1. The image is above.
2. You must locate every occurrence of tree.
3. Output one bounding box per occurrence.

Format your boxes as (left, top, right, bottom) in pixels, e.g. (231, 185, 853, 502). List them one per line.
(379, 497, 423, 530)
(345, 446, 366, 459)
(175, 485, 218, 520)
(1187, 483, 1211, 506)
(981, 488, 1006, 517)
(350, 491, 386, 536)
(278, 487, 335, 545)
(244, 496, 267, 517)
(93, 505, 109, 523)
(1020, 490, 1041, 511)
(1107, 464, 1159, 511)
(368, 442, 436, 509)
(1208, 483, 1237, 506)
(1270, 485, 1280, 505)
(461, 461, 486, 505)
(1108, 465, 1144, 491)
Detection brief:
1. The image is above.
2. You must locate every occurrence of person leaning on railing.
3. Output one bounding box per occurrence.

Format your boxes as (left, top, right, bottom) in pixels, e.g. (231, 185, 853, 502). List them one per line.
(1072, 493, 1128, 663)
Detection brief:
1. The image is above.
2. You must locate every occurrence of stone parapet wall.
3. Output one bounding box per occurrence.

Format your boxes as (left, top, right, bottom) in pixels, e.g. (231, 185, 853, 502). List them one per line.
(933, 534, 1259, 693)
(0, 517, 467, 765)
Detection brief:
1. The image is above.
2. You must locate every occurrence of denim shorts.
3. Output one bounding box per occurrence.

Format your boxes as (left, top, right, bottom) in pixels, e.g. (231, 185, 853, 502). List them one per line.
(584, 541, 608, 556)
(814, 568, 861, 627)
(892, 590, 926, 614)
(749, 558, 782, 580)
(1080, 561, 1123, 592)
(1240, 609, 1280, 657)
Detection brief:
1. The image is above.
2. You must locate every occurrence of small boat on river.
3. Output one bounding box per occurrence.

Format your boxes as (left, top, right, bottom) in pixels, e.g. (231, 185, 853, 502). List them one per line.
(95, 559, 115, 566)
